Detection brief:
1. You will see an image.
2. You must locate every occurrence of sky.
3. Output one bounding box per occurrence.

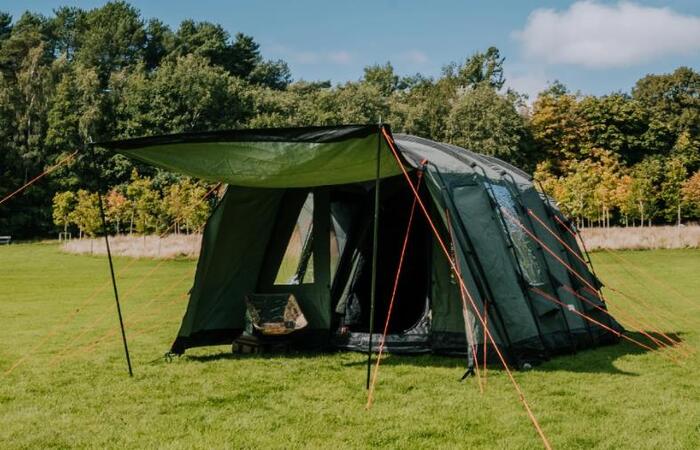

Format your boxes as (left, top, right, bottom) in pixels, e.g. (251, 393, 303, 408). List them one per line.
(3, 0, 700, 99)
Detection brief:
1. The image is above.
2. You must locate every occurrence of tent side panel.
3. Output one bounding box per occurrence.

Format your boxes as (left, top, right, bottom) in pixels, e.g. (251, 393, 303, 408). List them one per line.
(519, 189, 592, 341)
(545, 203, 623, 342)
(449, 182, 550, 359)
(171, 186, 284, 353)
(422, 178, 504, 357)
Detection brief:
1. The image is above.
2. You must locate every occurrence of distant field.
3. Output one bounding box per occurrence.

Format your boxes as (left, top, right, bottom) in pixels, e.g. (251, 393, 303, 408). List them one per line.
(580, 225, 700, 250)
(1, 243, 698, 449)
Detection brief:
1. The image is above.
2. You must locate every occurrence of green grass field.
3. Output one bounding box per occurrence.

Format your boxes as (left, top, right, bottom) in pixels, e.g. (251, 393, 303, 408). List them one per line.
(1, 243, 698, 449)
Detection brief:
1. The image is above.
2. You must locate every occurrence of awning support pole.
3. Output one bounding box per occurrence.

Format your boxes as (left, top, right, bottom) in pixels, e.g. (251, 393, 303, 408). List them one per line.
(89, 143, 133, 377)
(366, 124, 382, 389)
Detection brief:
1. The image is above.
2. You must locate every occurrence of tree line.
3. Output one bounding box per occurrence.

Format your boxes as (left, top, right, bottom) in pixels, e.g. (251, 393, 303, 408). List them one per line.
(0, 2, 698, 239)
(52, 171, 210, 237)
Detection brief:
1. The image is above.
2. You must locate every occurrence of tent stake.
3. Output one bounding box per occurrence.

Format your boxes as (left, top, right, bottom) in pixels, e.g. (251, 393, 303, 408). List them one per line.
(366, 124, 382, 389)
(90, 143, 133, 377)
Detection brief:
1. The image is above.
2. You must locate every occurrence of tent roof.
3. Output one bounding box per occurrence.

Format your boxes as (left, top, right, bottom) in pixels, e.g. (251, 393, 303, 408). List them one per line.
(95, 124, 405, 188)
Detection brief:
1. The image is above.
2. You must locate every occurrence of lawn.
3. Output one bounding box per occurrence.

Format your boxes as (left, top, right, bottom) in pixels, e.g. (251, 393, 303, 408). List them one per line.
(1, 243, 698, 449)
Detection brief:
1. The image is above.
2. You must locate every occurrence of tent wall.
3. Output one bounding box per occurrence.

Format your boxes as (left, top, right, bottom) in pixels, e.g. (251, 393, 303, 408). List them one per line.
(396, 135, 622, 364)
(172, 186, 284, 353)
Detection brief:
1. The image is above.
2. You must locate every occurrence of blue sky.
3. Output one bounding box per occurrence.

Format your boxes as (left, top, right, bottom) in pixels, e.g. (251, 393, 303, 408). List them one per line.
(3, 1, 700, 98)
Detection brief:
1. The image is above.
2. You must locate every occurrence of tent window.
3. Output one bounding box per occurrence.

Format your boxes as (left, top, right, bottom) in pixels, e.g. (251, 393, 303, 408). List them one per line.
(274, 193, 315, 285)
(486, 183, 546, 286)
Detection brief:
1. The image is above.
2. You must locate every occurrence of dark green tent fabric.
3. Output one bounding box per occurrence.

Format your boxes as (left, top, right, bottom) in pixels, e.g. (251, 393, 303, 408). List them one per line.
(98, 125, 402, 188)
(172, 186, 284, 352)
(99, 124, 622, 365)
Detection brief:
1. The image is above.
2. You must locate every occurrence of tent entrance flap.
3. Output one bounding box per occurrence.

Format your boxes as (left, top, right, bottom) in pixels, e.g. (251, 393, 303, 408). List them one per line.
(335, 175, 431, 335)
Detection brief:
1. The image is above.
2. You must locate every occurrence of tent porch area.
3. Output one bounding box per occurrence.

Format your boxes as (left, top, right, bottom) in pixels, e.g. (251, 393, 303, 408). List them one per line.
(174, 172, 445, 353)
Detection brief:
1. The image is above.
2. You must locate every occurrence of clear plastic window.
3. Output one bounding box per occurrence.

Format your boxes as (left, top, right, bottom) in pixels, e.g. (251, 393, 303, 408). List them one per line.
(486, 183, 546, 286)
(275, 194, 314, 285)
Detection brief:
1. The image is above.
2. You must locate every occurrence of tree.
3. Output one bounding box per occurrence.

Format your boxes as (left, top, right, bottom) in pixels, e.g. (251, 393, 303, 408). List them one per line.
(577, 94, 652, 165)
(115, 55, 251, 137)
(164, 179, 211, 234)
(633, 67, 700, 139)
(363, 62, 399, 96)
(69, 189, 101, 237)
(143, 19, 174, 69)
(661, 157, 688, 224)
(681, 170, 700, 219)
(530, 88, 589, 168)
(0, 12, 12, 42)
(612, 174, 635, 226)
(629, 156, 665, 226)
(74, 1, 146, 84)
(446, 84, 529, 165)
(389, 75, 452, 141)
(52, 191, 76, 234)
(125, 170, 162, 234)
(105, 188, 129, 234)
(456, 46, 505, 90)
(171, 20, 229, 68)
(49, 6, 85, 60)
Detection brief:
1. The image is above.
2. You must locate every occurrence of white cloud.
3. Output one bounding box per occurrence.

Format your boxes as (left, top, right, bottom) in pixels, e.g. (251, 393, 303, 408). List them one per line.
(328, 51, 352, 65)
(514, 1, 700, 68)
(399, 50, 429, 65)
(505, 70, 550, 101)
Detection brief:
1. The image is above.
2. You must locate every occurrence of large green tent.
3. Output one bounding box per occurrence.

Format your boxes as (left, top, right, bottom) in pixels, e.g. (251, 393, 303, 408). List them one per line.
(98, 124, 621, 368)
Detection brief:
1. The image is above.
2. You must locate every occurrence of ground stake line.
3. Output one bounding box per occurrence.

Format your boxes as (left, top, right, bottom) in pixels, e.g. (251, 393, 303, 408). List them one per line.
(0, 150, 79, 206)
(526, 209, 690, 356)
(366, 172, 424, 409)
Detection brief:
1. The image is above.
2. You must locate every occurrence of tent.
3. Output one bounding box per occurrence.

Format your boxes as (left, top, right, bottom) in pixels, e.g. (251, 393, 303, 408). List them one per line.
(98, 124, 622, 369)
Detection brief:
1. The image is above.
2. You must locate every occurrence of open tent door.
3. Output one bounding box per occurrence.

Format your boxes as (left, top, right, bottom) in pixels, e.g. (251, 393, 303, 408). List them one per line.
(332, 175, 432, 352)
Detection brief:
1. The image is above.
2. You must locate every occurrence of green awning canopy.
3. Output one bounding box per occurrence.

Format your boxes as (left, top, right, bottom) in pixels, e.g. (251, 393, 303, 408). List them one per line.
(95, 125, 403, 188)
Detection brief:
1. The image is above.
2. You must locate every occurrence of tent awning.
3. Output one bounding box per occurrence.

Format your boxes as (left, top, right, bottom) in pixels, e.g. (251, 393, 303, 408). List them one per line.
(95, 125, 404, 188)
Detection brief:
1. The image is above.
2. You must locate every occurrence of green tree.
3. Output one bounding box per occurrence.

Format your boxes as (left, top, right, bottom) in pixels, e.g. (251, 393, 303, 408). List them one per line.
(577, 94, 651, 164)
(446, 84, 529, 165)
(52, 191, 77, 234)
(389, 75, 452, 141)
(69, 189, 101, 237)
(363, 62, 399, 96)
(633, 67, 700, 140)
(530, 87, 589, 168)
(661, 157, 688, 224)
(143, 18, 174, 69)
(74, 1, 146, 83)
(125, 170, 162, 234)
(629, 156, 666, 226)
(105, 188, 129, 234)
(455, 46, 505, 90)
(115, 55, 251, 136)
(165, 179, 211, 234)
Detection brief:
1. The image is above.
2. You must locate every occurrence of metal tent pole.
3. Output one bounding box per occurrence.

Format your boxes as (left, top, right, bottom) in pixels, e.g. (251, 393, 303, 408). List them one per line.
(366, 124, 382, 389)
(89, 143, 133, 377)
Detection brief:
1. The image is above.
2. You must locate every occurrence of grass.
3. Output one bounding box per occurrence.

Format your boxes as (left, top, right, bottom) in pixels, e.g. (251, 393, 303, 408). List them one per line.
(1, 243, 699, 449)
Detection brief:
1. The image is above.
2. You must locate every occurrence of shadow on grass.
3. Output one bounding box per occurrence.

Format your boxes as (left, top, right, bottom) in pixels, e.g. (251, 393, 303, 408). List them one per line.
(175, 331, 689, 376)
